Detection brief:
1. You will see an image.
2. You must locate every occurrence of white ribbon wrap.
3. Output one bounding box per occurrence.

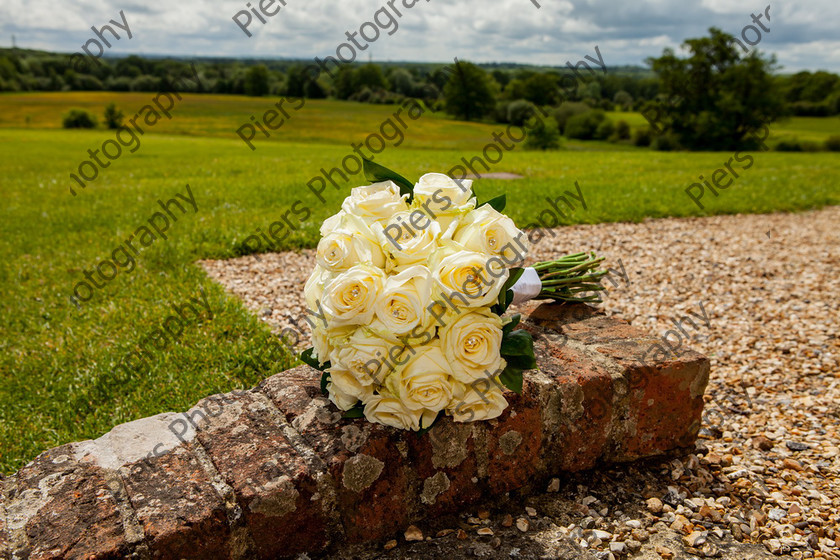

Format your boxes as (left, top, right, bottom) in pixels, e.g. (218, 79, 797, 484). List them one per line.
(510, 267, 541, 306)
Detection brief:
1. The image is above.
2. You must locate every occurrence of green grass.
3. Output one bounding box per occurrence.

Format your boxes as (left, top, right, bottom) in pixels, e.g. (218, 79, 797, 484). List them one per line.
(1, 92, 839, 474)
(608, 110, 839, 144)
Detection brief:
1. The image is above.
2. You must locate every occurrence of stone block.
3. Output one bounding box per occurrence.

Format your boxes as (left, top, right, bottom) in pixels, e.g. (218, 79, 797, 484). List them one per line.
(189, 390, 329, 558)
(259, 368, 410, 543)
(6, 302, 710, 558)
(4, 445, 129, 559)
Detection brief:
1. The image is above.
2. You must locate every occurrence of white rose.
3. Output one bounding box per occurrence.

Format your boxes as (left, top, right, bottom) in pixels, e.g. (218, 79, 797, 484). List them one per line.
(329, 328, 400, 387)
(304, 266, 333, 364)
(328, 366, 375, 403)
(413, 173, 476, 234)
(432, 250, 509, 308)
(363, 393, 428, 431)
(380, 210, 441, 268)
(341, 181, 407, 223)
(374, 265, 435, 336)
(320, 211, 345, 236)
(447, 381, 508, 422)
(384, 342, 455, 414)
(316, 213, 386, 271)
(321, 265, 384, 327)
(439, 309, 506, 384)
(310, 324, 332, 365)
(304, 265, 331, 312)
(327, 383, 360, 411)
(454, 205, 529, 266)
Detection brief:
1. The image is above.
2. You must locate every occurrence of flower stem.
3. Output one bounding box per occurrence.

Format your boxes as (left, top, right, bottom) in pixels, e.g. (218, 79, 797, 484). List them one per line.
(532, 251, 609, 303)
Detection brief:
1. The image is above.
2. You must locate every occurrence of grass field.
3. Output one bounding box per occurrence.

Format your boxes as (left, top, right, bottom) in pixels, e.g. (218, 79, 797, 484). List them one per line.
(1, 92, 839, 474)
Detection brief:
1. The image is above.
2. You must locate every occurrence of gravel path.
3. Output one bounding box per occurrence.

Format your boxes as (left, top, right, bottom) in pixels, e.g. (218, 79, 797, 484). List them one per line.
(200, 206, 840, 560)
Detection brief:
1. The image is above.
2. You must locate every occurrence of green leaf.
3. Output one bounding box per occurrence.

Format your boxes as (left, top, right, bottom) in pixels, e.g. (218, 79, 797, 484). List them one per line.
(501, 328, 535, 357)
(482, 194, 507, 212)
(300, 347, 330, 371)
(362, 158, 414, 202)
(494, 267, 525, 314)
(343, 405, 365, 419)
(416, 411, 443, 436)
(499, 367, 524, 394)
(502, 313, 521, 336)
(503, 353, 537, 371)
(320, 371, 330, 396)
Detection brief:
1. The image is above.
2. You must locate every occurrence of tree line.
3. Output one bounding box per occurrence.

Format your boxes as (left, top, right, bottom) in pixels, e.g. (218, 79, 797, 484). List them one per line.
(2, 28, 838, 150)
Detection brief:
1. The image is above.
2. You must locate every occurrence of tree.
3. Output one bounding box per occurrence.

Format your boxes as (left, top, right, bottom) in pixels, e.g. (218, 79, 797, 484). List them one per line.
(103, 103, 124, 129)
(613, 90, 633, 110)
(388, 68, 415, 96)
(523, 73, 558, 106)
(355, 64, 388, 91)
(243, 65, 270, 96)
(524, 116, 561, 150)
(646, 27, 785, 150)
(333, 66, 356, 99)
(63, 108, 97, 129)
(443, 60, 496, 121)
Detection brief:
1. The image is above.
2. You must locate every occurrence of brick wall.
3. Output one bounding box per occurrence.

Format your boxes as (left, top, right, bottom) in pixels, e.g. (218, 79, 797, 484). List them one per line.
(0, 302, 709, 559)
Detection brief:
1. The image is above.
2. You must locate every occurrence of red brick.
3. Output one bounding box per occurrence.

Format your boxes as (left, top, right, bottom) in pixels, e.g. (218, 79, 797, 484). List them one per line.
(407, 419, 482, 517)
(480, 378, 545, 494)
(535, 340, 616, 472)
(190, 391, 329, 558)
(1, 479, 9, 560)
(595, 340, 709, 459)
(259, 368, 410, 543)
(7, 445, 130, 559)
(118, 444, 230, 560)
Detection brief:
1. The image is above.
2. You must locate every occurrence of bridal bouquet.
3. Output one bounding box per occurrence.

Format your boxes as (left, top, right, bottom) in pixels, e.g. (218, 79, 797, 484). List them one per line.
(302, 160, 606, 432)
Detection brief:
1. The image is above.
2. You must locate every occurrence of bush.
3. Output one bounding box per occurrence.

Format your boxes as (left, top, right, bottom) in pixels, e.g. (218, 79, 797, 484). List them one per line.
(790, 101, 835, 117)
(651, 133, 681, 151)
(801, 140, 823, 152)
(524, 116, 561, 151)
(103, 103, 124, 129)
(62, 108, 97, 129)
(632, 128, 653, 147)
(615, 120, 631, 140)
(506, 100, 538, 127)
(130, 74, 160, 92)
(594, 119, 615, 140)
(825, 135, 840, 151)
(565, 110, 606, 140)
(774, 138, 802, 151)
(550, 102, 589, 134)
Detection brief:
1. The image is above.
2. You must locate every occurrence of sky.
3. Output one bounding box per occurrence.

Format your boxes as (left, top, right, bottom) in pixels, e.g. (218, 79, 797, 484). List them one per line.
(2, 0, 839, 73)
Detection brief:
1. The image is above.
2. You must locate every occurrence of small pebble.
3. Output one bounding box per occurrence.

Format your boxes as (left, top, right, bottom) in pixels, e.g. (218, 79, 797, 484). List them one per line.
(646, 497, 663, 513)
(477, 527, 494, 536)
(384, 539, 397, 550)
(753, 435, 774, 451)
(501, 513, 513, 528)
(435, 529, 454, 538)
(655, 544, 674, 559)
(404, 525, 423, 542)
(782, 458, 804, 471)
(684, 530, 707, 547)
(456, 529, 468, 540)
(625, 539, 642, 552)
(525, 506, 537, 517)
(516, 517, 529, 532)
(547, 478, 560, 492)
(768, 508, 786, 521)
(786, 441, 810, 451)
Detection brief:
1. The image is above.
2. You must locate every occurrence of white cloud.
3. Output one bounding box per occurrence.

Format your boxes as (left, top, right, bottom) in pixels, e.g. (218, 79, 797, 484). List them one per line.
(1, 0, 837, 72)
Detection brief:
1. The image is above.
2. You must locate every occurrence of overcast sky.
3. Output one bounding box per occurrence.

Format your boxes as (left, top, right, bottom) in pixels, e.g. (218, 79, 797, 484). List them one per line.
(2, 0, 838, 72)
